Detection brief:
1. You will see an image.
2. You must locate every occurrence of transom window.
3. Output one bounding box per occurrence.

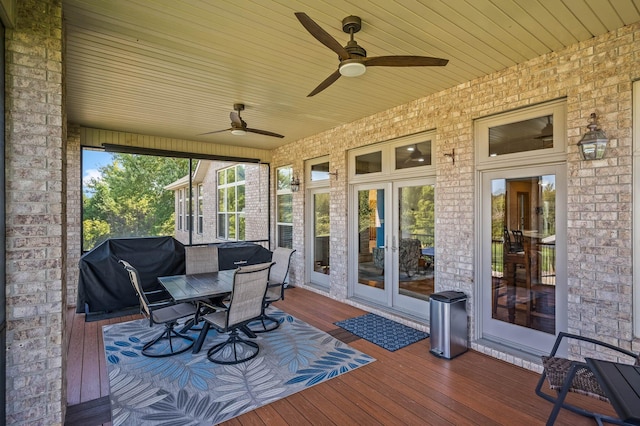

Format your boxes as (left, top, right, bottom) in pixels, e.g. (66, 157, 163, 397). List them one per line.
(350, 131, 435, 182)
(475, 99, 567, 168)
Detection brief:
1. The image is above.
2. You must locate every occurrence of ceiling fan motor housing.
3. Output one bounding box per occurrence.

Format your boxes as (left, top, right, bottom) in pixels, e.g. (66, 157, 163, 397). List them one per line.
(342, 16, 362, 33)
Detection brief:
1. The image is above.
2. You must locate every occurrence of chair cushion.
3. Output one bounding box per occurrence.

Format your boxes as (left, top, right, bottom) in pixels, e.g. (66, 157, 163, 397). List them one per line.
(541, 356, 609, 402)
(152, 303, 196, 324)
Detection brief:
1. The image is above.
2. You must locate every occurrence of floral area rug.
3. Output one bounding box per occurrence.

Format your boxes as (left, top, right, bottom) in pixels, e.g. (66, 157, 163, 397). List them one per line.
(103, 308, 375, 425)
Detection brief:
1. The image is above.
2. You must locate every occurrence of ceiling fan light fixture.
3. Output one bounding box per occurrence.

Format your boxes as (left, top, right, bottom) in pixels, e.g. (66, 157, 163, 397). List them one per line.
(231, 129, 247, 136)
(409, 145, 425, 162)
(339, 61, 366, 77)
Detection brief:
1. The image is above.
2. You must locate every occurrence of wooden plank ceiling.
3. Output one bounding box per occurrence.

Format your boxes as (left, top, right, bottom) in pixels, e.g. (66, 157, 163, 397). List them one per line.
(63, 0, 640, 150)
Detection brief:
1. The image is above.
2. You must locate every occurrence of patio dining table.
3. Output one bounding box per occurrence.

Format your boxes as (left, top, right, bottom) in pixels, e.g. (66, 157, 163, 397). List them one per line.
(157, 269, 235, 353)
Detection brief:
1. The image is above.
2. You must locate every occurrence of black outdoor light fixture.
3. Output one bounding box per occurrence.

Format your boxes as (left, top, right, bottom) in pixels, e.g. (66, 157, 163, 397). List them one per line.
(578, 112, 608, 160)
(290, 175, 300, 192)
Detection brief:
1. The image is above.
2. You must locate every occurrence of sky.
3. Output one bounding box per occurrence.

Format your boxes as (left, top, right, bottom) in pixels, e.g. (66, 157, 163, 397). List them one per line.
(82, 150, 113, 189)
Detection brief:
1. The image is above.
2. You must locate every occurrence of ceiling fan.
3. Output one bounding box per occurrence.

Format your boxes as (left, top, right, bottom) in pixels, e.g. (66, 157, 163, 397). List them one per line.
(295, 12, 449, 97)
(199, 104, 284, 138)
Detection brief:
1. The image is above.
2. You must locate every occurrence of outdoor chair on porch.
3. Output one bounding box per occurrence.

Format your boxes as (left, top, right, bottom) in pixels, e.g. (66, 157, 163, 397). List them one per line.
(185, 245, 218, 275)
(399, 238, 421, 277)
(372, 247, 385, 274)
(247, 247, 295, 333)
(201, 262, 273, 364)
(535, 331, 640, 425)
(184, 244, 226, 317)
(119, 259, 197, 357)
(499, 228, 534, 325)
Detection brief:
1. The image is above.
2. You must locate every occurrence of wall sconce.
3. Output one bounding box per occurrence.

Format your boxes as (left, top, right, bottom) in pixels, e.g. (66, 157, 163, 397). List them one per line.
(578, 113, 608, 160)
(290, 175, 300, 192)
(443, 149, 455, 165)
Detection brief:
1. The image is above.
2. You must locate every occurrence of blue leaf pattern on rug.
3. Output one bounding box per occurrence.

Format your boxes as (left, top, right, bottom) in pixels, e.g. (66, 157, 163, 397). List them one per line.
(103, 308, 375, 425)
(335, 313, 429, 351)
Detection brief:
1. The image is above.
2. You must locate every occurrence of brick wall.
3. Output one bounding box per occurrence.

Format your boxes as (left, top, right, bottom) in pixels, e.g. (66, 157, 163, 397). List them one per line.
(66, 124, 80, 307)
(5, 0, 65, 424)
(172, 161, 268, 246)
(272, 22, 640, 361)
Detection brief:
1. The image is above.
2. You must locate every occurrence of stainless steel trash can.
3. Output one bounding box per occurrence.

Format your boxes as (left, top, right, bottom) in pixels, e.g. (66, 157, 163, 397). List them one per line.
(429, 290, 468, 359)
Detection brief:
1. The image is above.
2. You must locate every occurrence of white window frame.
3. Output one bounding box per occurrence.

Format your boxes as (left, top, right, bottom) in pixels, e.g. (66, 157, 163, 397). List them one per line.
(306, 155, 331, 187)
(348, 131, 436, 184)
(197, 184, 203, 234)
(178, 189, 183, 230)
(276, 165, 293, 249)
(217, 165, 245, 241)
(475, 99, 567, 169)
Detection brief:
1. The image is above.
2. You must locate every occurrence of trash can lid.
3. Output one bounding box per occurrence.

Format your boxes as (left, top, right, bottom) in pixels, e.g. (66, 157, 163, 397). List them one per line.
(430, 290, 466, 303)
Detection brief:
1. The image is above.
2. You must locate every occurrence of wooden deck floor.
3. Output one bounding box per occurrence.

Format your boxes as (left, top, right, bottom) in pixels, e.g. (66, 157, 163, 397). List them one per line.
(65, 286, 614, 425)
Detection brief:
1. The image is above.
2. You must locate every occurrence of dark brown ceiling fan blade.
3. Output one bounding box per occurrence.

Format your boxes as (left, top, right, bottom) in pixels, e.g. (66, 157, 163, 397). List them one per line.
(307, 69, 341, 97)
(364, 56, 449, 67)
(295, 12, 350, 61)
(200, 103, 284, 138)
(246, 128, 285, 138)
(198, 128, 231, 136)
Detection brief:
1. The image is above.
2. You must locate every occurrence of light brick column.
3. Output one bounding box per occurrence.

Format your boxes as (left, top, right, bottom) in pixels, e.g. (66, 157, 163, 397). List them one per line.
(66, 124, 81, 307)
(5, 0, 66, 424)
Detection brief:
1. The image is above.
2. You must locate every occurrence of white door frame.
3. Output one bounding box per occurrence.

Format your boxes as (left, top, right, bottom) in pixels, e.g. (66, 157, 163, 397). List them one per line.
(350, 181, 392, 305)
(477, 164, 567, 354)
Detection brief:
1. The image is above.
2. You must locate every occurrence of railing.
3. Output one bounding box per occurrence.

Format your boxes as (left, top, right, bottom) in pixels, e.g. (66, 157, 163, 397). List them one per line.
(491, 239, 556, 285)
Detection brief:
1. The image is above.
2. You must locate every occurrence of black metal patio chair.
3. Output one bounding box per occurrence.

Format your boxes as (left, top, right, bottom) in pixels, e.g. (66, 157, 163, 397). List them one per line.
(119, 259, 197, 357)
(535, 331, 639, 425)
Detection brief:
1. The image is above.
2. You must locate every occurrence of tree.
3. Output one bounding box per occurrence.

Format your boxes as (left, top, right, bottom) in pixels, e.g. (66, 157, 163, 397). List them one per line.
(83, 153, 189, 250)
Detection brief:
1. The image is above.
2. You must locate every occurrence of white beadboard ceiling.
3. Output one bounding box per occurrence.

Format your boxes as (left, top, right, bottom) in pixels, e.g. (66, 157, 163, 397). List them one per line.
(63, 0, 640, 151)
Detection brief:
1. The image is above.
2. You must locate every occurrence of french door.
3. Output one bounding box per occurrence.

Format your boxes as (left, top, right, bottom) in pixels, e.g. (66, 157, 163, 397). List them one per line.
(352, 179, 435, 318)
(480, 164, 567, 353)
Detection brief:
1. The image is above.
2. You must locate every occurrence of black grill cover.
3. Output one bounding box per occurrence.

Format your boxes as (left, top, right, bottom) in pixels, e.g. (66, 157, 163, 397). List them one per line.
(77, 237, 185, 314)
(217, 242, 272, 270)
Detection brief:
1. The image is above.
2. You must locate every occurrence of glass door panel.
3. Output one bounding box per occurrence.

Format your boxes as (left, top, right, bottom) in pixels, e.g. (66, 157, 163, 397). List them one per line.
(310, 190, 330, 287)
(393, 181, 435, 317)
(353, 184, 389, 304)
(481, 165, 566, 353)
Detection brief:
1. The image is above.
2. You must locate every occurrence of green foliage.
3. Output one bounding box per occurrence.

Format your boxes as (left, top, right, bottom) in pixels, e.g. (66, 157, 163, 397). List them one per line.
(83, 152, 189, 251)
(314, 192, 330, 236)
(358, 190, 374, 232)
(400, 185, 435, 246)
(82, 218, 111, 250)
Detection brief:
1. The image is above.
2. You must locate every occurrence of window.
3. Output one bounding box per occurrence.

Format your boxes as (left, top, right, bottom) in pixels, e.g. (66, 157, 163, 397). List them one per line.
(395, 141, 432, 169)
(475, 99, 566, 167)
(310, 161, 330, 181)
(349, 132, 436, 182)
(276, 166, 293, 249)
(178, 189, 183, 230)
(217, 165, 245, 240)
(197, 184, 204, 234)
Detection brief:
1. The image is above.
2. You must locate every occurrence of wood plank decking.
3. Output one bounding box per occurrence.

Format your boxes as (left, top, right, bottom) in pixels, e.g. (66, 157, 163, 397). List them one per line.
(65, 286, 614, 425)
